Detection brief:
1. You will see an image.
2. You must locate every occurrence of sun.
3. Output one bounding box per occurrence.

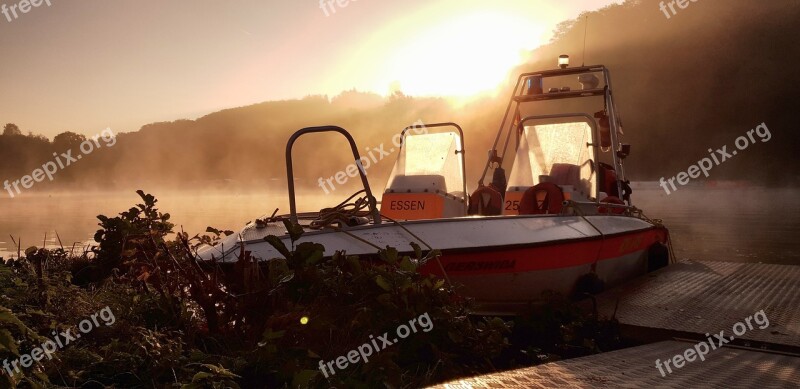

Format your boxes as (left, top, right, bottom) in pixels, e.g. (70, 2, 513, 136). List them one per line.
(379, 11, 546, 97)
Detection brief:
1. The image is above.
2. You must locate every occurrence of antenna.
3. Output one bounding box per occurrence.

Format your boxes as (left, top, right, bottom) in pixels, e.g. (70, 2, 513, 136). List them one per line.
(581, 15, 589, 66)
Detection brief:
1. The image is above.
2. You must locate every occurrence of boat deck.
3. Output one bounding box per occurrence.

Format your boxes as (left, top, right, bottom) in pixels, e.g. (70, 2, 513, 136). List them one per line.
(429, 260, 800, 388)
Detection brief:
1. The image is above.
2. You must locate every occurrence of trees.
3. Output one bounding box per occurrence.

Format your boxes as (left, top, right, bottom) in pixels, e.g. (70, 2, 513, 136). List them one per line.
(2, 123, 21, 136)
(53, 131, 87, 150)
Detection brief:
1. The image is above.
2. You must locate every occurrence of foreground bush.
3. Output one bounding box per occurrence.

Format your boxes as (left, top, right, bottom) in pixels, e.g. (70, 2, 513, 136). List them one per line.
(1, 191, 510, 388)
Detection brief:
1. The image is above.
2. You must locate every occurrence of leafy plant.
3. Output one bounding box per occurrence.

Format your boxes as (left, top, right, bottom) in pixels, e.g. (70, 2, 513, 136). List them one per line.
(0, 191, 621, 388)
(84, 190, 175, 283)
(241, 219, 509, 387)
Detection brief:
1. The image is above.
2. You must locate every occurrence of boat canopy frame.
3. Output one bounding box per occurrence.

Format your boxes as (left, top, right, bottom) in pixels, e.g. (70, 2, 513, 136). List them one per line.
(479, 65, 627, 203)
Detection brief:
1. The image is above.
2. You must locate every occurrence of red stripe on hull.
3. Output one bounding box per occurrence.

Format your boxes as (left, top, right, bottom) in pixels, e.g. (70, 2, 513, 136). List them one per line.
(422, 227, 667, 275)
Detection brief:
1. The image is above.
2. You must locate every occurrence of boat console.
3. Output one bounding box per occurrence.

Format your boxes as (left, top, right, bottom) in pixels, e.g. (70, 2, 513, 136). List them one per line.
(380, 123, 467, 221)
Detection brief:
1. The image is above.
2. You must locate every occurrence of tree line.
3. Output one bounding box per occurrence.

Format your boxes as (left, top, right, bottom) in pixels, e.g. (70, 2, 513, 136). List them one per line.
(2, 0, 799, 193)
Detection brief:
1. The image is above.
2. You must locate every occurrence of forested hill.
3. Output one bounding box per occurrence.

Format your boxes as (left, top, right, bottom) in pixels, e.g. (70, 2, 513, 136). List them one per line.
(518, 0, 800, 185)
(1, 0, 797, 193)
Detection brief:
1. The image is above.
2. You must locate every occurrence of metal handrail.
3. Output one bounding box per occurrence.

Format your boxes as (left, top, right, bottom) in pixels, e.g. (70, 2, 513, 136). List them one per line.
(285, 126, 381, 225)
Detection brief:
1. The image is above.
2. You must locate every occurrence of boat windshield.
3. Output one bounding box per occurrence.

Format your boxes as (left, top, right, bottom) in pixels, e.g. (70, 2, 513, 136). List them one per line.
(385, 131, 465, 199)
(507, 121, 596, 200)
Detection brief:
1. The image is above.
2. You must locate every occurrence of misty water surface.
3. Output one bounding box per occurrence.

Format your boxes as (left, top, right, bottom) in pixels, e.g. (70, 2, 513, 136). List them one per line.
(1, 186, 798, 266)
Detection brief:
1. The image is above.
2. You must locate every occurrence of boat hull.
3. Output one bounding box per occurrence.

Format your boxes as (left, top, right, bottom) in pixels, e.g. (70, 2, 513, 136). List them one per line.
(423, 227, 665, 314)
(197, 214, 669, 315)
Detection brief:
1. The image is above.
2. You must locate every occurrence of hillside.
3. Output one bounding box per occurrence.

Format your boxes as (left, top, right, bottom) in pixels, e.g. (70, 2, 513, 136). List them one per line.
(518, 0, 800, 184)
(2, 0, 798, 196)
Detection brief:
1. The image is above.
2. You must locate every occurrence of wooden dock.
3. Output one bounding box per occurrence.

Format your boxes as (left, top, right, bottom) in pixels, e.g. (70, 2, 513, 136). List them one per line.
(429, 260, 800, 388)
(595, 260, 800, 351)
(429, 340, 799, 388)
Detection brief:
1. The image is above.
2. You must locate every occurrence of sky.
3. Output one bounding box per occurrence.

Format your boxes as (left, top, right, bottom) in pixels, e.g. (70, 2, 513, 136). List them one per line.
(0, 0, 621, 138)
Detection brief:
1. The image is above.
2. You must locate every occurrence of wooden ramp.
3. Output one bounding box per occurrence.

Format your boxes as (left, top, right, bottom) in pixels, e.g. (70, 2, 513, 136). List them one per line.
(428, 340, 799, 388)
(595, 260, 800, 351)
(430, 261, 800, 388)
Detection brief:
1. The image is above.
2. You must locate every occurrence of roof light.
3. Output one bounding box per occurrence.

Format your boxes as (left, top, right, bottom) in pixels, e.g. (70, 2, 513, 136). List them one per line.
(525, 76, 543, 95)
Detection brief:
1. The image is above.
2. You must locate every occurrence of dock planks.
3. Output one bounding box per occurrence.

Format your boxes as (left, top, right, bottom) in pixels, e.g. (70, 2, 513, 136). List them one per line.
(429, 260, 800, 388)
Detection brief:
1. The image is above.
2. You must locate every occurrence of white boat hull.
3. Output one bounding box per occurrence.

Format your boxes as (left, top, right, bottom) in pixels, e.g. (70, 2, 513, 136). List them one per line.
(198, 214, 669, 314)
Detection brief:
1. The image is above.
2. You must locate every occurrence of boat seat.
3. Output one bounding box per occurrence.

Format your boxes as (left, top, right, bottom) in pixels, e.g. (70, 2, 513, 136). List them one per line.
(549, 163, 581, 187)
(386, 175, 447, 193)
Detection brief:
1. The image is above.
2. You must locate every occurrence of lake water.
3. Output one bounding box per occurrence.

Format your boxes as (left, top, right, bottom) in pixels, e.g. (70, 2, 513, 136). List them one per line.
(1, 186, 798, 265)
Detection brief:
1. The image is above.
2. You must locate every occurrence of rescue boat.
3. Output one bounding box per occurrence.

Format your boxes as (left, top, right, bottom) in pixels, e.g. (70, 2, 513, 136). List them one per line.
(198, 57, 672, 315)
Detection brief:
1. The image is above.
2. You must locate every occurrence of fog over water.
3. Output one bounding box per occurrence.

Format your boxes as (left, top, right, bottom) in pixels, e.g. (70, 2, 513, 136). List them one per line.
(2, 186, 798, 266)
(633, 186, 800, 265)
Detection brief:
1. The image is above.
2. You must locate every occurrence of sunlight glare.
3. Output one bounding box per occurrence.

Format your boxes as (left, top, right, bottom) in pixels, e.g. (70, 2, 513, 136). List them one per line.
(382, 12, 546, 97)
